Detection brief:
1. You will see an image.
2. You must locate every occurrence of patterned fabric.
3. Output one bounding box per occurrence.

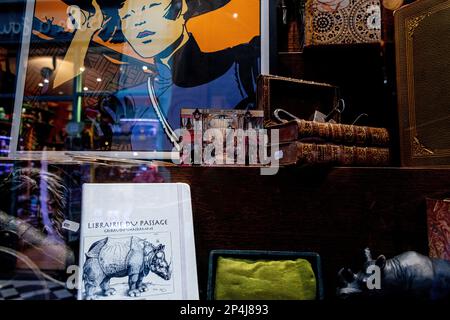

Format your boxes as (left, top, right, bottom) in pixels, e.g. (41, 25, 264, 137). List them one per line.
(304, 0, 382, 45)
(427, 198, 450, 260)
(0, 280, 75, 300)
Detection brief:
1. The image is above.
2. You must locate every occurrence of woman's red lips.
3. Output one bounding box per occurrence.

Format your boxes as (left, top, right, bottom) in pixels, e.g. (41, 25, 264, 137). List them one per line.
(137, 30, 156, 38)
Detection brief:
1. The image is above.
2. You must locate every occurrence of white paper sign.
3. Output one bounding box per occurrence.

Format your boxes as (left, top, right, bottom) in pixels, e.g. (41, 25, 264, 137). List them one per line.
(78, 183, 198, 300)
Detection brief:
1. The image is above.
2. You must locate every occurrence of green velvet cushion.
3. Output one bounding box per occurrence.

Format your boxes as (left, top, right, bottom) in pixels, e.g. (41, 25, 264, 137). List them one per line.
(214, 257, 317, 300)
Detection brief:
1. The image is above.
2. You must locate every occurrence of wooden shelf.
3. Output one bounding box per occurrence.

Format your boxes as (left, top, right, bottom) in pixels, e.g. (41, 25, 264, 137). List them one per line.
(92, 164, 450, 299)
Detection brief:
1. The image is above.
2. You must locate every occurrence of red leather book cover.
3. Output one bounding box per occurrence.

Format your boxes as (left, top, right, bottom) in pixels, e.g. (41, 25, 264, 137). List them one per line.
(427, 198, 450, 260)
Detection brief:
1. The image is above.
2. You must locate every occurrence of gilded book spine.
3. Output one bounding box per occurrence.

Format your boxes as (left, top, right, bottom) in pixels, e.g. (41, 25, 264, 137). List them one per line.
(296, 120, 390, 147)
(295, 143, 390, 166)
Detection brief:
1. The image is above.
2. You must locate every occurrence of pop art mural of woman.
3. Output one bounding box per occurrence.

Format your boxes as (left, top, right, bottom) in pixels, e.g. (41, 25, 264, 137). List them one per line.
(54, 0, 261, 153)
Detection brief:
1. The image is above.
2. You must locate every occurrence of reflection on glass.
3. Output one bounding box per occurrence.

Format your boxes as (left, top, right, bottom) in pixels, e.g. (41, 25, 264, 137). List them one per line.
(0, 37, 19, 157)
(15, 0, 261, 154)
(0, 168, 68, 240)
(0, 164, 79, 299)
(1, 1, 34, 157)
(0, 159, 170, 299)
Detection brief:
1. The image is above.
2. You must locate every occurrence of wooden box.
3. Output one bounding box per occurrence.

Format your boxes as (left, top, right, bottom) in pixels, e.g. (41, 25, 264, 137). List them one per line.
(257, 75, 340, 124)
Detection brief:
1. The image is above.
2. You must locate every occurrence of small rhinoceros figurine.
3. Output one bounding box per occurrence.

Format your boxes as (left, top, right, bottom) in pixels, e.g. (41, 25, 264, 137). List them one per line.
(82, 236, 171, 299)
(337, 248, 450, 300)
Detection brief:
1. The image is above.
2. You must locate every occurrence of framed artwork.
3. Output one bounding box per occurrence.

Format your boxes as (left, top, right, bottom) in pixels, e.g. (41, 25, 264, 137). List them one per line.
(9, 0, 275, 160)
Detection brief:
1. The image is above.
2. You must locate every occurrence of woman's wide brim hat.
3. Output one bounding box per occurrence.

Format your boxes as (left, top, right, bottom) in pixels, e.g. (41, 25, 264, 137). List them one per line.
(62, 0, 232, 19)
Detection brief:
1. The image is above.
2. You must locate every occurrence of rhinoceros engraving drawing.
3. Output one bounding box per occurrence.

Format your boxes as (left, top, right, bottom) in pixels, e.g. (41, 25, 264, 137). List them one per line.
(82, 236, 172, 299)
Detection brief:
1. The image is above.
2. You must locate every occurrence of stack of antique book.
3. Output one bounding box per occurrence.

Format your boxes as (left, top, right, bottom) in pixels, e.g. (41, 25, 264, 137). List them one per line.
(268, 119, 390, 166)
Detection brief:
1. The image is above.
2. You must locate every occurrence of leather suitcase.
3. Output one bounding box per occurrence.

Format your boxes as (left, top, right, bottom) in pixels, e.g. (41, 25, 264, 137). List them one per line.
(395, 0, 450, 166)
(257, 74, 340, 125)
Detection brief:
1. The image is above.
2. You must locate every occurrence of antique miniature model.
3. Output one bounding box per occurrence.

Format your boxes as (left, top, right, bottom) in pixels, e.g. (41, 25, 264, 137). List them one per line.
(82, 236, 172, 299)
(337, 248, 450, 300)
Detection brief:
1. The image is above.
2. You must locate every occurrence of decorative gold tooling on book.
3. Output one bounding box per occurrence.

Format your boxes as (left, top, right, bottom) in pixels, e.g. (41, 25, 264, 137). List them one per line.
(407, 12, 432, 39)
(412, 136, 434, 156)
